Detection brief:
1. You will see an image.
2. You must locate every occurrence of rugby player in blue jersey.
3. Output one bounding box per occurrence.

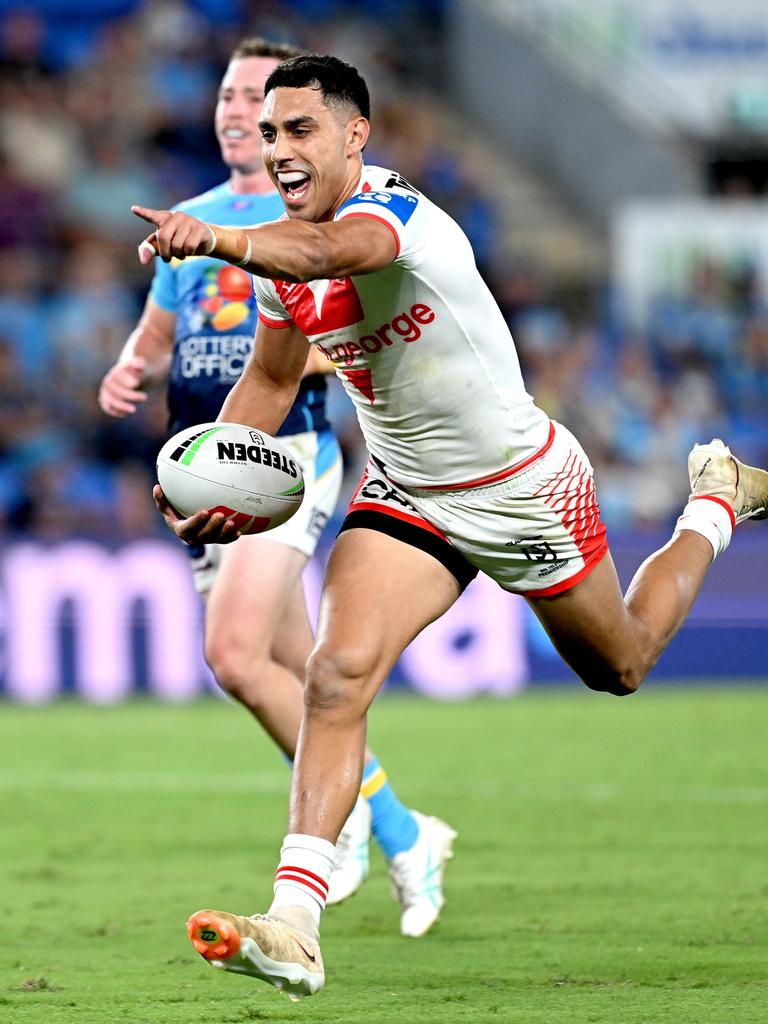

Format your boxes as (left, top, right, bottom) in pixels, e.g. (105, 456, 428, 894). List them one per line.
(99, 39, 452, 931)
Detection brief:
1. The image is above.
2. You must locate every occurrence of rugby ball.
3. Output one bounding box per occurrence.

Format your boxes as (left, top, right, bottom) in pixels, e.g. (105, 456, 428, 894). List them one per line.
(156, 422, 304, 534)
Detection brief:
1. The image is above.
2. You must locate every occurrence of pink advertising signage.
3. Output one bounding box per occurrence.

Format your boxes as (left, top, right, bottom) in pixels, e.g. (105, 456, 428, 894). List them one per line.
(1, 540, 528, 702)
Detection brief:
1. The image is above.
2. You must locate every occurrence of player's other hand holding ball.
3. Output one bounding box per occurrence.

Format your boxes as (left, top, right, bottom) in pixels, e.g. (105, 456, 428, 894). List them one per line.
(153, 485, 242, 546)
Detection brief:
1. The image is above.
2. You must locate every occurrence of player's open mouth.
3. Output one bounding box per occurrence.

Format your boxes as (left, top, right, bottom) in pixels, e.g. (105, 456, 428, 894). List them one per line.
(276, 170, 311, 202)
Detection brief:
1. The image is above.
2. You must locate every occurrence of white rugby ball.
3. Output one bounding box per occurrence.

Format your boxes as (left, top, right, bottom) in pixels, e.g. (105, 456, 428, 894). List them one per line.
(156, 422, 304, 535)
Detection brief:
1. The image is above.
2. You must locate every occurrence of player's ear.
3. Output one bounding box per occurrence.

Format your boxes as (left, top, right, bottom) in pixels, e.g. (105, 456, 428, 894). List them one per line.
(347, 116, 369, 154)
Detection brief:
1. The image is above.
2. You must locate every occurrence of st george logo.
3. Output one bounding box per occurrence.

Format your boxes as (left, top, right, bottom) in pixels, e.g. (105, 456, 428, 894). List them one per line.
(274, 277, 364, 336)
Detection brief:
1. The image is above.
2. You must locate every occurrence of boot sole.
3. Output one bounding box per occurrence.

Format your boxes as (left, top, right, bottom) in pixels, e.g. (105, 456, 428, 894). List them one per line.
(187, 910, 324, 1001)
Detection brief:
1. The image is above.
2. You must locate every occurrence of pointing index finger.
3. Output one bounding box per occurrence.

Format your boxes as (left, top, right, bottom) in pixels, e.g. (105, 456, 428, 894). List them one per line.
(131, 205, 168, 226)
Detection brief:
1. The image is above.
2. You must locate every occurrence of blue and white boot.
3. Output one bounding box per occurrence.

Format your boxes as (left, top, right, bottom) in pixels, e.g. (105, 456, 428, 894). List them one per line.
(387, 811, 457, 937)
(326, 796, 371, 906)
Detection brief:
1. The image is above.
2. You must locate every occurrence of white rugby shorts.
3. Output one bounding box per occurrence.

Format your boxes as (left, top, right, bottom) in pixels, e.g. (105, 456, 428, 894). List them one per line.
(341, 420, 608, 596)
(189, 428, 343, 594)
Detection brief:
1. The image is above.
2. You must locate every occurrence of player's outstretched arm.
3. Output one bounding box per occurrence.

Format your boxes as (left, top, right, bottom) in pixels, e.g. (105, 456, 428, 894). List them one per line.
(132, 205, 397, 282)
(99, 298, 175, 417)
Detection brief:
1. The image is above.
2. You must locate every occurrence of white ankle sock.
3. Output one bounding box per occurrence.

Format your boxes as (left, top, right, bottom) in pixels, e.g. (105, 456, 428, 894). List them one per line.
(674, 496, 735, 559)
(269, 833, 336, 927)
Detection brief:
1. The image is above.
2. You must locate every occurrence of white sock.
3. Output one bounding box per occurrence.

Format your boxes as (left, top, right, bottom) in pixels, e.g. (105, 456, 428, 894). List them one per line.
(269, 833, 336, 927)
(674, 496, 735, 559)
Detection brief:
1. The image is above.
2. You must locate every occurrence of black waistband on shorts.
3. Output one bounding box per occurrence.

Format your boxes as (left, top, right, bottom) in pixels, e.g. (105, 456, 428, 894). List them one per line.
(338, 509, 478, 593)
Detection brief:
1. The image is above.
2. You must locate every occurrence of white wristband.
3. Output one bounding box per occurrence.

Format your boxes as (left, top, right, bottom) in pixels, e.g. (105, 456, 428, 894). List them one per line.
(237, 234, 253, 267)
(205, 224, 217, 254)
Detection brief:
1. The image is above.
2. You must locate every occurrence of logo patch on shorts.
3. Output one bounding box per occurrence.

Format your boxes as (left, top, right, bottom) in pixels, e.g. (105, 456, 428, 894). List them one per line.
(506, 535, 565, 565)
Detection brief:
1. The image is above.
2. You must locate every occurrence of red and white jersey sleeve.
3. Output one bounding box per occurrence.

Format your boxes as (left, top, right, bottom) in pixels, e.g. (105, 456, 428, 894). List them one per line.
(334, 175, 421, 261)
(255, 165, 550, 490)
(254, 276, 292, 330)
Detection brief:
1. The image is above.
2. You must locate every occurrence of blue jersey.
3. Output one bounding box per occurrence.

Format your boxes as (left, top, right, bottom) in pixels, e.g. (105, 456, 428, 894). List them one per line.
(149, 182, 329, 437)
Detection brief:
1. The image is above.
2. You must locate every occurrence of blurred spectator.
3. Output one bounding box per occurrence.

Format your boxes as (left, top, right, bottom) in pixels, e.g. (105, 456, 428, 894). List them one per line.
(0, 154, 56, 251)
(648, 258, 741, 385)
(0, 8, 52, 81)
(57, 137, 167, 240)
(111, 460, 162, 539)
(0, 75, 84, 190)
(0, 248, 51, 377)
(48, 241, 140, 389)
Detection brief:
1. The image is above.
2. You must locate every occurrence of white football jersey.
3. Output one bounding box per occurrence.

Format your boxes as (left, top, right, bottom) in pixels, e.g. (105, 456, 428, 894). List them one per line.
(254, 165, 550, 490)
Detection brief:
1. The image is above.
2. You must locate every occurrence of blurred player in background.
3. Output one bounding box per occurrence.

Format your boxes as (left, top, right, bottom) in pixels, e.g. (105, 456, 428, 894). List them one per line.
(134, 52, 768, 1000)
(99, 39, 454, 935)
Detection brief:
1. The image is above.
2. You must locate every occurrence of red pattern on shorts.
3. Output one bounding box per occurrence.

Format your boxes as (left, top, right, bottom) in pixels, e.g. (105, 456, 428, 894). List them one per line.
(536, 447, 608, 574)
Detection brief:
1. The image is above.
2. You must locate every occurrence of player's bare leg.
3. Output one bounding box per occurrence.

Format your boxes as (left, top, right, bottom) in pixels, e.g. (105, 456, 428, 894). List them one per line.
(290, 528, 461, 842)
(204, 534, 308, 756)
(189, 529, 462, 995)
(270, 573, 374, 905)
(528, 439, 768, 695)
(527, 538, 710, 695)
(202, 529, 427, 916)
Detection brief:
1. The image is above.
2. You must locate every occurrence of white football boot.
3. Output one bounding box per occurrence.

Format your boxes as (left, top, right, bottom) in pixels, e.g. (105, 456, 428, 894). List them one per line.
(388, 811, 457, 937)
(326, 796, 371, 906)
(688, 438, 768, 523)
(187, 905, 324, 1001)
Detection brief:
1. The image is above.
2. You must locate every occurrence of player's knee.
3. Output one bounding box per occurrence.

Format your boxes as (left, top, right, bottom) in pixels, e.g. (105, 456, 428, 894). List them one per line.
(304, 645, 375, 717)
(205, 633, 268, 705)
(584, 663, 644, 697)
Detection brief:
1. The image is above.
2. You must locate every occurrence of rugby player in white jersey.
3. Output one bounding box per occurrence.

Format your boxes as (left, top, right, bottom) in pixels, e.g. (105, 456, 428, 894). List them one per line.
(132, 54, 768, 1000)
(101, 42, 454, 934)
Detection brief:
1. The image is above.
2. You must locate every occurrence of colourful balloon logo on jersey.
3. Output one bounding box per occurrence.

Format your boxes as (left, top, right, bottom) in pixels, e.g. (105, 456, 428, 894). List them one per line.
(199, 265, 253, 331)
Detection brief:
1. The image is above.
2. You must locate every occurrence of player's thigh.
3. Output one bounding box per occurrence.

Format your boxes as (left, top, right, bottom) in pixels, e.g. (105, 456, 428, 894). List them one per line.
(311, 527, 462, 695)
(525, 550, 643, 675)
(205, 535, 308, 654)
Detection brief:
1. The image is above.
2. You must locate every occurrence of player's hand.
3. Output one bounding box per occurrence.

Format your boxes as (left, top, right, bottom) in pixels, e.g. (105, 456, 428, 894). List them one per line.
(153, 485, 242, 545)
(132, 205, 217, 265)
(98, 356, 149, 417)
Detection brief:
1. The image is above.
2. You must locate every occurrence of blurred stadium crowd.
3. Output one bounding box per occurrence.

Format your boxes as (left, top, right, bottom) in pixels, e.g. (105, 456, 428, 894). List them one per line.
(2, 0, 767, 543)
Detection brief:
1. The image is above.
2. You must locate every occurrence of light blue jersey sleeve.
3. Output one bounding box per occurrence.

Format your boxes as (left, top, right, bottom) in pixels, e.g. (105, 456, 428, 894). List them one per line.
(148, 253, 178, 313)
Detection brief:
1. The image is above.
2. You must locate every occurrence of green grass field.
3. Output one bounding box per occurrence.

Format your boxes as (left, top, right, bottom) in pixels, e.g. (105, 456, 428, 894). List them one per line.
(2, 689, 767, 1024)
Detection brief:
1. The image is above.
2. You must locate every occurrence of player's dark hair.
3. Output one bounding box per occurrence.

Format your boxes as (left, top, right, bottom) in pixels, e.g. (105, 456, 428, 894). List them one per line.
(264, 54, 370, 121)
(229, 37, 301, 62)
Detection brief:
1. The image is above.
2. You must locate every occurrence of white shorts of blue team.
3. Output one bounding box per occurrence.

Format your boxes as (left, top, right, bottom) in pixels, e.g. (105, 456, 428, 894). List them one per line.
(189, 428, 343, 594)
